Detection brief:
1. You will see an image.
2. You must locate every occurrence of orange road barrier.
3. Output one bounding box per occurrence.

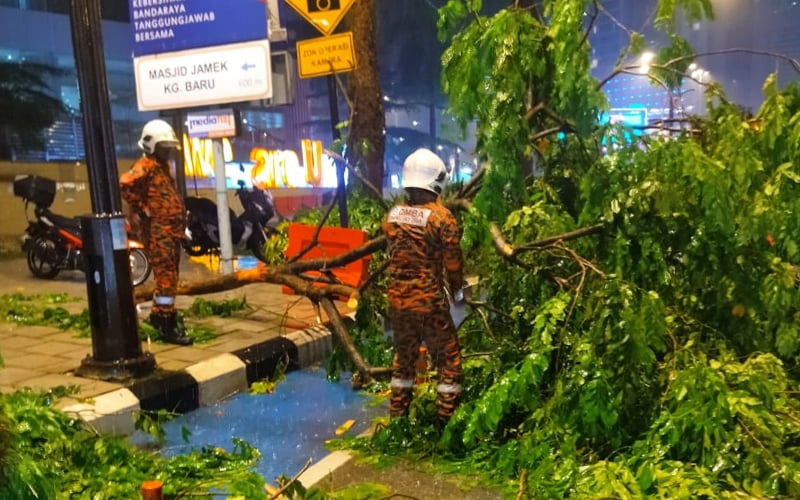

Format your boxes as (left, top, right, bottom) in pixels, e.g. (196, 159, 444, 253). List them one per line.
(282, 223, 371, 296)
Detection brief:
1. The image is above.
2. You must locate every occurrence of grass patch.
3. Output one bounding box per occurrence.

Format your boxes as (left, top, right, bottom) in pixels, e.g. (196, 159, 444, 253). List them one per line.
(0, 292, 90, 335)
(0, 293, 250, 345)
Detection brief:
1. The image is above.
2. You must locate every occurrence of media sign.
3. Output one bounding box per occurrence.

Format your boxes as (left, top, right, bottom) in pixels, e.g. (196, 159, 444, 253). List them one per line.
(186, 109, 240, 139)
(129, 0, 269, 57)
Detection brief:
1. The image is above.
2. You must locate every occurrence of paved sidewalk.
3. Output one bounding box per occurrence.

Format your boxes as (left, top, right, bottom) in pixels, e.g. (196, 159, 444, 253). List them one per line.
(0, 254, 335, 414)
(0, 254, 506, 498)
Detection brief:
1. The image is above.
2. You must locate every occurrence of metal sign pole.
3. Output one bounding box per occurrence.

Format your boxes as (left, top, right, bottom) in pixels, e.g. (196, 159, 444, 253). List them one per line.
(213, 139, 235, 274)
(327, 74, 349, 228)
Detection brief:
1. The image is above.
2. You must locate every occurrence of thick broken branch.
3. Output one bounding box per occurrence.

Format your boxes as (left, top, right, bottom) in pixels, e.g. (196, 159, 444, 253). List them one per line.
(513, 223, 605, 254)
(457, 165, 485, 200)
(137, 179, 606, 387)
(283, 236, 386, 275)
(319, 297, 374, 385)
(133, 265, 359, 303)
(487, 221, 607, 275)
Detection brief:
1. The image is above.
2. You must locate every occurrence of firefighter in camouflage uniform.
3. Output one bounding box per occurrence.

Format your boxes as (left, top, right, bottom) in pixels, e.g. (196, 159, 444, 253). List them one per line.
(120, 119, 192, 346)
(383, 148, 465, 422)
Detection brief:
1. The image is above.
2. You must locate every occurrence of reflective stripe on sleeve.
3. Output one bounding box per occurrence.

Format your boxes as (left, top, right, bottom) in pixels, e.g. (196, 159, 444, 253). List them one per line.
(437, 383, 462, 394)
(391, 378, 414, 389)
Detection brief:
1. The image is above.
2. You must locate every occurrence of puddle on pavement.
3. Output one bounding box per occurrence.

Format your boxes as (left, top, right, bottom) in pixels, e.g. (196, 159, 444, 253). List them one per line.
(131, 368, 384, 483)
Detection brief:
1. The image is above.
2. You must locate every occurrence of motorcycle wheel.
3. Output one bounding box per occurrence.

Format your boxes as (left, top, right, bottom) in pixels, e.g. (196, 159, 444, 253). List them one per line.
(247, 229, 269, 263)
(129, 248, 152, 287)
(26, 236, 61, 279)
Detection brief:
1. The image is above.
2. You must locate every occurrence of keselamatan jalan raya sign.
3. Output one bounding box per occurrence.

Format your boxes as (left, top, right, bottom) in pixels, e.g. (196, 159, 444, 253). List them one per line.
(129, 0, 268, 57)
(134, 40, 272, 111)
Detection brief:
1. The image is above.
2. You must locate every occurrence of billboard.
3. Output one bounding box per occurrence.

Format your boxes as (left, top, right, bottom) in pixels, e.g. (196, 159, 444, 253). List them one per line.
(599, 108, 648, 130)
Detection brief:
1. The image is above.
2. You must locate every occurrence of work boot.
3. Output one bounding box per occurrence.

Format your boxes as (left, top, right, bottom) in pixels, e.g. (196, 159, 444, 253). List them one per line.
(149, 313, 193, 346)
(389, 386, 413, 418)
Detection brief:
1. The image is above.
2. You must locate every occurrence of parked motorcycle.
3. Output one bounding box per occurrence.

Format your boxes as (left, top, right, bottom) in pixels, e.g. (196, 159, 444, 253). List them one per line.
(13, 175, 152, 286)
(183, 179, 277, 263)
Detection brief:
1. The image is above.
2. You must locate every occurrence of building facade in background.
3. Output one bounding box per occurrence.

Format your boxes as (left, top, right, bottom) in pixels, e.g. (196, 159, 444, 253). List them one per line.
(1, 1, 799, 182)
(592, 0, 800, 121)
(0, 0, 333, 177)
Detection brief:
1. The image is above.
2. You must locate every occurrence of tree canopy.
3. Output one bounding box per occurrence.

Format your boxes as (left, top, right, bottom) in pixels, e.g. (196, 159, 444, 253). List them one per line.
(332, 0, 800, 497)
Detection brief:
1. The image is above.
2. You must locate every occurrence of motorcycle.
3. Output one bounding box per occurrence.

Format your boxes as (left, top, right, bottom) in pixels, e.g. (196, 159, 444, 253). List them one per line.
(13, 175, 152, 286)
(183, 179, 277, 263)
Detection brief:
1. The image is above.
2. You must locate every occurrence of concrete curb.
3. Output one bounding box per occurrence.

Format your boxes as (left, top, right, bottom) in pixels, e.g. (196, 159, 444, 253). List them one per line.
(298, 426, 376, 489)
(65, 325, 335, 435)
(298, 450, 355, 488)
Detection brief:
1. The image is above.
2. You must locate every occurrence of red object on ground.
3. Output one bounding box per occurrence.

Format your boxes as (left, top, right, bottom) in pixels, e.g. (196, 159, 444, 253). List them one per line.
(281, 223, 371, 295)
(415, 345, 429, 385)
(141, 480, 164, 500)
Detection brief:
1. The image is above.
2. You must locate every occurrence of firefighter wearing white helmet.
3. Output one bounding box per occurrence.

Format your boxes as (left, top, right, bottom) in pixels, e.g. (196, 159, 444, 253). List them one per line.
(401, 147, 449, 195)
(382, 148, 465, 422)
(120, 119, 192, 345)
(137, 118, 180, 154)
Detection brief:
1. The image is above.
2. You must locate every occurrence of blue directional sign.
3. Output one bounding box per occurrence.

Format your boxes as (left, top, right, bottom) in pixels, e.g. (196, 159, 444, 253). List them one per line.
(129, 0, 268, 57)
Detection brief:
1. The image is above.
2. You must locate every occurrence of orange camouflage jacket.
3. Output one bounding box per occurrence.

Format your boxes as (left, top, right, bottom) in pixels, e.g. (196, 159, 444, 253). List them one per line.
(120, 156, 185, 236)
(383, 200, 463, 313)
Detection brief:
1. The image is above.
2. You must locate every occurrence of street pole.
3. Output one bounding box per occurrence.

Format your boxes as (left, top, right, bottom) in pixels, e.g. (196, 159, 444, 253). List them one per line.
(213, 139, 235, 274)
(69, 0, 155, 380)
(327, 74, 348, 228)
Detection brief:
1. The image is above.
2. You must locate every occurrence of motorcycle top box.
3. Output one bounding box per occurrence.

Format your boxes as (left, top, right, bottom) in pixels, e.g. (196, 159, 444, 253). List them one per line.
(13, 174, 56, 207)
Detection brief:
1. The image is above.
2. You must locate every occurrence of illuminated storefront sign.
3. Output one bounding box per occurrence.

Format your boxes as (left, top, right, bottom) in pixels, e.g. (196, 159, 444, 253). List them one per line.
(251, 138, 324, 188)
(182, 135, 331, 188)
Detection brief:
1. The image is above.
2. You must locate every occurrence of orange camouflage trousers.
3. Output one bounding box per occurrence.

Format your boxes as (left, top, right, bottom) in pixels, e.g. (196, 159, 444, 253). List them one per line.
(389, 307, 462, 420)
(141, 220, 183, 316)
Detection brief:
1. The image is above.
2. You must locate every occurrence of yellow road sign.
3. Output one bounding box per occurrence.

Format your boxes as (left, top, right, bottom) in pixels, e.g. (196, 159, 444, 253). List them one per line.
(285, 0, 356, 36)
(296, 32, 357, 79)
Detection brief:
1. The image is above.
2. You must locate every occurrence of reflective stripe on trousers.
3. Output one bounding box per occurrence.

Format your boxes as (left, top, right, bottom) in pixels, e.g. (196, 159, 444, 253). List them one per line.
(153, 295, 174, 305)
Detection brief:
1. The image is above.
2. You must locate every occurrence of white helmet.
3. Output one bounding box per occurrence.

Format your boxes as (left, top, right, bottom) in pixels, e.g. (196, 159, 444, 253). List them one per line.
(138, 119, 179, 154)
(402, 148, 448, 195)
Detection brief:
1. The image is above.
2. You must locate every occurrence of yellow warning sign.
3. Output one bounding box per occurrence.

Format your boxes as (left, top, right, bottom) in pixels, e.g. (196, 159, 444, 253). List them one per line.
(285, 0, 356, 36)
(296, 32, 357, 79)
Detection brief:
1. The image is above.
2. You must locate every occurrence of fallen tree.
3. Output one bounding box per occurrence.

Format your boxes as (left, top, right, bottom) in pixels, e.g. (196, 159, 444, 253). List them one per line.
(139, 1, 800, 495)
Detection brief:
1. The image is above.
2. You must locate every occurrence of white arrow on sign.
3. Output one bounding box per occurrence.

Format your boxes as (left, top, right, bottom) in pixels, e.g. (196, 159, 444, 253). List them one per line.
(134, 40, 273, 111)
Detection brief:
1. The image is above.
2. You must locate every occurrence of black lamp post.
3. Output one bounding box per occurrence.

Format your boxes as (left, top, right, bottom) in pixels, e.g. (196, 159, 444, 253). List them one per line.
(69, 0, 155, 380)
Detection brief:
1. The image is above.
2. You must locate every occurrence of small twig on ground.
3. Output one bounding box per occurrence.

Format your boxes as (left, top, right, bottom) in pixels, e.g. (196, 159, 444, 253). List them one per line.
(516, 468, 528, 500)
(268, 457, 314, 500)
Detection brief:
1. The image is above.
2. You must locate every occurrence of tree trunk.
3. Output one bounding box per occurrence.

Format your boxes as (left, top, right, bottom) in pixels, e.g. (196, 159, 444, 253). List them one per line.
(344, 0, 385, 195)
